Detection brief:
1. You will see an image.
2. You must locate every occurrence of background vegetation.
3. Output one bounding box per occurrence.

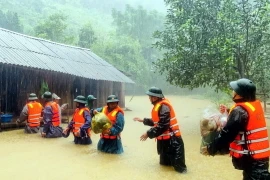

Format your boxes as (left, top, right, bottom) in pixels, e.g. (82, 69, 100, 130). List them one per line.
(1, 0, 269, 104)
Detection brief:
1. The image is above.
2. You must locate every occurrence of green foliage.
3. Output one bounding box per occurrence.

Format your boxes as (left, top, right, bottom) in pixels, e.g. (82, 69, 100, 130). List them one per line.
(39, 80, 49, 96)
(0, 10, 23, 33)
(1, 0, 168, 90)
(78, 22, 97, 48)
(204, 88, 232, 108)
(92, 34, 150, 86)
(154, 0, 270, 94)
(112, 5, 165, 63)
(34, 13, 75, 44)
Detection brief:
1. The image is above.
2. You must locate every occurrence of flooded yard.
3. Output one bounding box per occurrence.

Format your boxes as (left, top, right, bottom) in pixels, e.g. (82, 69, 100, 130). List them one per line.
(0, 95, 255, 180)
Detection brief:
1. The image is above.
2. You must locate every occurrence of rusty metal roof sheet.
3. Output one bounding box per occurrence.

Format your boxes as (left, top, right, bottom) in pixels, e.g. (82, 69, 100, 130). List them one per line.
(0, 28, 134, 83)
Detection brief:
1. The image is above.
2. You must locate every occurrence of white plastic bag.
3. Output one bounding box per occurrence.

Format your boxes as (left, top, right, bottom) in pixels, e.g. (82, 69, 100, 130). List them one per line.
(200, 107, 228, 154)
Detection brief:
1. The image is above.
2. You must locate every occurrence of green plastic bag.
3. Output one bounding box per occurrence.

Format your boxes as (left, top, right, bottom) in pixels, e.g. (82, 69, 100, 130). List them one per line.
(91, 113, 112, 134)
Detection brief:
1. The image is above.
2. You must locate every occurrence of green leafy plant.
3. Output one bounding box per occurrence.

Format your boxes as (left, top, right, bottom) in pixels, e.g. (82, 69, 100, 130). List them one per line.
(39, 80, 49, 96)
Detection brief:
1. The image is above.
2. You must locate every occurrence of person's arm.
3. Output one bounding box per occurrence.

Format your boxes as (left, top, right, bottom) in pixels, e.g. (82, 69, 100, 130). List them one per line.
(92, 107, 103, 115)
(146, 104, 171, 139)
(143, 118, 154, 126)
(207, 106, 248, 155)
(81, 110, 91, 129)
(17, 105, 28, 123)
(109, 112, 124, 135)
(42, 106, 53, 133)
(67, 120, 74, 129)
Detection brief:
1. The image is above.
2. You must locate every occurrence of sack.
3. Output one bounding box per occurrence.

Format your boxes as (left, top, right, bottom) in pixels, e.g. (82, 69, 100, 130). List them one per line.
(91, 113, 112, 134)
(199, 107, 228, 154)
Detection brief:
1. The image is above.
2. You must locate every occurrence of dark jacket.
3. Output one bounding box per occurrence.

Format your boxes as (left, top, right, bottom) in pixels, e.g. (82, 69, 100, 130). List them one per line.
(143, 102, 171, 139)
(207, 99, 269, 171)
(143, 99, 187, 173)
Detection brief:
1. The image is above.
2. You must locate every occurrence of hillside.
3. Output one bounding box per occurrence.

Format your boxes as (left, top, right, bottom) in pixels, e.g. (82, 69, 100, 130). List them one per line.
(0, 0, 166, 35)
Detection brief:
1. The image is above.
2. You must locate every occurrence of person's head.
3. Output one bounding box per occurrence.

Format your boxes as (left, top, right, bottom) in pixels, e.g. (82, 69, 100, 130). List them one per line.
(86, 95, 97, 109)
(106, 95, 119, 110)
(52, 93, 61, 103)
(28, 93, 38, 101)
(146, 87, 164, 104)
(42, 91, 52, 102)
(229, 78, 256, 102)
(74, 95, 87, 108)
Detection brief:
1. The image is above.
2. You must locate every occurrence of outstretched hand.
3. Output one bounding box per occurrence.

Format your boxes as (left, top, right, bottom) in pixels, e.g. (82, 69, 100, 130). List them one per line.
(133, 117, 143, 122)
(140, 133, 148, 141)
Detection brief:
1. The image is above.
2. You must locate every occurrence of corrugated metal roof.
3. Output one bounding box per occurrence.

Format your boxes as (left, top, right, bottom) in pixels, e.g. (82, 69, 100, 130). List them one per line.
(0, 28, 134, 83)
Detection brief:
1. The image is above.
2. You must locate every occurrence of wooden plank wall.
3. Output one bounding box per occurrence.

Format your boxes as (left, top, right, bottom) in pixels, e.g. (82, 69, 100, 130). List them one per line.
(0, 64, 126, 117)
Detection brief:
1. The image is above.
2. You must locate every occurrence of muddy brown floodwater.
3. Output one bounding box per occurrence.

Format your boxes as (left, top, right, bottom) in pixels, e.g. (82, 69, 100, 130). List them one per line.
(2, 95, 267, 180)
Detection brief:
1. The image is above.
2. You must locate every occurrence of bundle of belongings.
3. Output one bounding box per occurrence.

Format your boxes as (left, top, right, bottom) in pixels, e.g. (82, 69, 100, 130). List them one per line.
(200, 108, 229, 155)
(91, 113, 112, 134)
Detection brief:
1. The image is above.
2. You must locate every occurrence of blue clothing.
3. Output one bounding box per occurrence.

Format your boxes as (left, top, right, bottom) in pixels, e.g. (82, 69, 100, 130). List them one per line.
(96, 107, 125, 154)
(42, 103, 63, 138)
(67, 109, 92, 145)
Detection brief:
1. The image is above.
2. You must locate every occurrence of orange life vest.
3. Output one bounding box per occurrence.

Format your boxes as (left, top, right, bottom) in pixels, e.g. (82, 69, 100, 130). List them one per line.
(27, 102, 42, 127)
(45, 101, 60, 127)
(229, 100, 270, 159)
(152, 99, 181, 140)
(72, 107, 90, 136)
(100, 106, 124, 139)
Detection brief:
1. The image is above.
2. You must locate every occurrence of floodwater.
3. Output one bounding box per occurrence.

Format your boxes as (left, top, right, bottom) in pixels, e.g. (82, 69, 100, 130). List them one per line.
(0, 95, 249, 180)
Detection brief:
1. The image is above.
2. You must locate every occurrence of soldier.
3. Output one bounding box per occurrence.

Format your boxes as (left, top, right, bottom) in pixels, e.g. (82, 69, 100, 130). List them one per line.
(16, 93, 43, 133)
(134, 87, 187, 173)
(86, 95, 97, 117)
(63, 95, 92, 145)
(41, 91, 63, 138)
(202, 78, 270, 179)
(93, 95, 125, 154)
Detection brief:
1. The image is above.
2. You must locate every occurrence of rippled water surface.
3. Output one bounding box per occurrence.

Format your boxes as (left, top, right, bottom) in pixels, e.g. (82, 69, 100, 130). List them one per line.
(0, 96, 251, 180)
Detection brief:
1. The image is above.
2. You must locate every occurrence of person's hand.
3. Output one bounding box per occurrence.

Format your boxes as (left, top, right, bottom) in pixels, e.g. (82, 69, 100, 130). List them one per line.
(219, 104, 227, 114)
(102, 128, 110, 134)
(93, 110, 98, 115)
(41, 132, 46, 137)
(133, 117, 143, 122)
(201, 146, 210, 156)
(16, 119, 20, 124)
(140, 133, 148, 141)
(61, 103, 68, 111)
(63, 128, 69, 135)
(39, 117, 43, 122)
(74, 131, 80, 137)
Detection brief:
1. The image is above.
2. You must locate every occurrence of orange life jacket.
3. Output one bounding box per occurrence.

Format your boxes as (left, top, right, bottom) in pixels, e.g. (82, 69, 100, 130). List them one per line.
(45, 101, 60, 127)
(152, 99, 181, 140)
(27, 102, 42, 127)
(100, 106, 124, 139)
(229, 100, 270, 159)
(72, 107, 90, 136)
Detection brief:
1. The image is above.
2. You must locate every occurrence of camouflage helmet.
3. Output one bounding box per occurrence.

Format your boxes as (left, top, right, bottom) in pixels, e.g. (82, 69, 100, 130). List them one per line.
(42, 91, 52, 100)
(146, 87, 164, 98)
(28, 93, 38, 101)
(87, 95, 97, 101)
(230, 78, 256, 99)
(107, 95, 119, 103)
(74, 95, 87, 104)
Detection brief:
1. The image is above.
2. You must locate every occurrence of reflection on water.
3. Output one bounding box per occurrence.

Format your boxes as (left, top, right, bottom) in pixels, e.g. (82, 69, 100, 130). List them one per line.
(0, 96, 243, 180)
